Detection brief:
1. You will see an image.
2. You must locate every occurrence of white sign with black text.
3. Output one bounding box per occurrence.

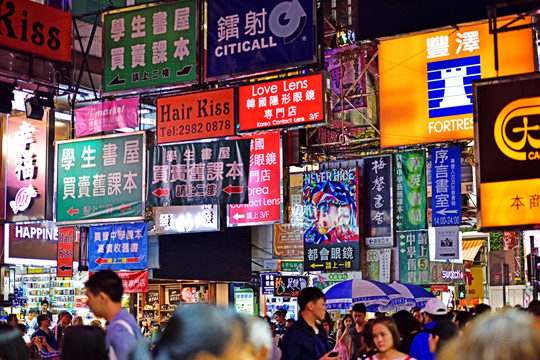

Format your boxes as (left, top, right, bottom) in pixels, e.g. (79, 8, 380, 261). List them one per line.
(435, 226, 460, 260)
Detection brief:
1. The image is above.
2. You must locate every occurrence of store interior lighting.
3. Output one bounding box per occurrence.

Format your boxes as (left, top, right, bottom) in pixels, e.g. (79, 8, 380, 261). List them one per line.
(25, 91, 55, 120)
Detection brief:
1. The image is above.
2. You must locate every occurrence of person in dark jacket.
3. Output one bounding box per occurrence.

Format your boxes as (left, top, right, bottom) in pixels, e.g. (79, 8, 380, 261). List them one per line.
(281, 287, 335, 360)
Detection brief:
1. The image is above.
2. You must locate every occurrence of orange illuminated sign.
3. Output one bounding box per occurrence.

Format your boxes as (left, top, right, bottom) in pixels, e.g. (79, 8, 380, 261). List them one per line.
(0, 0, 71, 63)
(379, 17, 534, 148)
(157, 88, 236, 144)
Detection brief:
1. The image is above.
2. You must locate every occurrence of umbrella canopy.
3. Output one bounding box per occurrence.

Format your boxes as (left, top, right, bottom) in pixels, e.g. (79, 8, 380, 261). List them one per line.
(388, 282, 436, 309)
(323, 279, 406, 312)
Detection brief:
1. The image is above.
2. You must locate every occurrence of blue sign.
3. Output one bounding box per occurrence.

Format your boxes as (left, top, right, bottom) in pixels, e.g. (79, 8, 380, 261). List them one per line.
(431, 147, 461, 226)
(206, 0, 317, 79)
(88, 223, 148, 271)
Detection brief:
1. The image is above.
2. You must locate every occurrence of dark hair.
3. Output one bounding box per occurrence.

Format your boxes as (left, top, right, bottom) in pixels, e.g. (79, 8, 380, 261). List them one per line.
(60, 326, 108, 360)
(360, 319, 375, 352)
(0, 324, 27, 360)
(528, 300, 540, 317)
(85, 270, 123, 302)
(59, 310, 72, 320)
(340, 314, 354, 331)
(273, 310, 284, 318)
(371, 316, 401, 351)
(474, 303, 491, 316)
(429, 319, 458, 355)
(412, 307, 421, 313)
(40, 299, 49, 306)
(297, 287, 326, 311)
(352, 302, 367, 314)
(7, 314, 18, 324)
(37, 314, 49, 327)
(392, 310, 421, 338)
(454, 311, 472, 329)
(16, 323, 26, 334)
(28, 309, 38, 315)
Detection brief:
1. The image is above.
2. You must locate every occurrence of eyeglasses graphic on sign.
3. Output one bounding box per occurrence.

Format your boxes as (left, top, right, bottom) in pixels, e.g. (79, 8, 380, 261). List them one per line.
(493, 96, 540, 161)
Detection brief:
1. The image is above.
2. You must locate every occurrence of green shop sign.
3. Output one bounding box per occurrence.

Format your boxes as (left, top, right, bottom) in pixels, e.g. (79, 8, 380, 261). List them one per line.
(55, 132, 146, 223)
(394, 150, 427, 231)
(280, 260, 303, 273)
(102, 0, 198, 93)
(398, 230, 430, 285)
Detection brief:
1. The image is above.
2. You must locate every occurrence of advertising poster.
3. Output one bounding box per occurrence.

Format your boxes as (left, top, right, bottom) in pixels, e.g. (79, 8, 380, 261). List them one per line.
(431, 147, 461, 226)
(434, 226, 460, 260)
(273, 275, 308, 297)
(75, 98, 139, 137)
(398, 230, 430, 285)
(379, 17, 534, 147)
(503, 231, 522, 282)
(366, 248, 391, 283)
(88, 222, 147, 271)
(394, 151, 427, 231)
(205, 0, 317, 79)
(102, 0, 197, 93)
(55, 132, 146, 223)
(274, 223, 303, 258)
(238, 73, 328, 132)
(364, 155, 393, 247)
(228, 131, 282, 226)
(157, 88, 236, 144)
(261, 273, 279, 295)
(147, 139, 250, 205)
(303, 168, 360, 271)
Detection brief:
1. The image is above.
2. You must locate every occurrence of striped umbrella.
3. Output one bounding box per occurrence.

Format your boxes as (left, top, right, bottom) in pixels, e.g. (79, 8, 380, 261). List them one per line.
(388, 282, 436, 309)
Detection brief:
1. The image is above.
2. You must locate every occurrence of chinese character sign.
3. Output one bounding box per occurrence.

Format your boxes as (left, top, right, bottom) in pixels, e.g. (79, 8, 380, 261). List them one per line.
(366, 248, 391, 283)
(364, 155, 393, 248)
(273, 275, 308, 297)
(394, 151, 427, 231)
(116, 270, 149, 293)
(398, 230, 430, 284)
(303, 168, 360, 271)
(103, 0, 197, 93)
(431, 147, 461, 226)
(55, 132, 145, 223)
(88, 222, 147, 271)
(147, 139, 250, 205)
(274, 223, 303, 258)
(205, 0, 316, 79)
(75, 98, 139, 137)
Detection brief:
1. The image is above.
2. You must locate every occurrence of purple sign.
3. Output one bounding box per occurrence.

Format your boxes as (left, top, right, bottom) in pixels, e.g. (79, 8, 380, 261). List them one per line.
(75, 98, 139, 137)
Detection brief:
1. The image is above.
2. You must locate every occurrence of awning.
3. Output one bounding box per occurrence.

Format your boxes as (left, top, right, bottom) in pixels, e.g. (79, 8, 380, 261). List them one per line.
(462, 240, 484, 261)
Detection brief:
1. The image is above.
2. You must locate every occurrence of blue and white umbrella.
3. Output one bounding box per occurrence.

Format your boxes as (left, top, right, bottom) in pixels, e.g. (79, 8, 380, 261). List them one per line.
(388, 282, 436, 309)
(323, 279, 406, 312)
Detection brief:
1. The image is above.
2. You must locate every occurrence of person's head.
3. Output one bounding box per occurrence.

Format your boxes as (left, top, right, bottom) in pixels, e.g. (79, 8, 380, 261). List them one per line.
(0, 323, 28, 360)
(474, 303, 491, 316)
(7, 314, 18, 326)
(297, 287, 326, 322)
(426, 319, 458, 355)
(371, 317, 401, 354)
(360, 319, 375, 353)
(341, 314, 354, 331)
(438, 310, 540, 360)
(37, 314, 50, 330)
(27, 309, 38, 321)
(272, 310, 285, 325)
(453, 311, 472, 329)
(528, 299, 540, 317)
(60, 325, 107, 360)
(262, 316, 271, 324)
(285, 318, 294, 328)
(58, 311, 72, 326)
(352, 302, 367, 326)
(321, 319, 331, 335)
(16, 323, 26, 336)
(392, 310, 421, 338)
(421, 298, 448, 324)
(90, 320, 102, 328)
(411, 307, 423, 324)
(85, 270, 123, 319)
(72, 316, 83, 326)
(40, 299, 49, 313)
(336, 317, 343, 330)
(268, 322, 276, 337)
(241, 314, 272, 360)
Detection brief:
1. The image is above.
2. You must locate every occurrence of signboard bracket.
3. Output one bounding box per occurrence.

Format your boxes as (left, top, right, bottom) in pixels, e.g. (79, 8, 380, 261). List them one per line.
(71, 14, 100, 99)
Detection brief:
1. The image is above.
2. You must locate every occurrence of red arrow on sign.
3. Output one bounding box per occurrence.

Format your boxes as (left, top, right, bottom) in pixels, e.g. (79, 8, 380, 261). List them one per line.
(126, 257, 140, 263)
(95, 257, 108, 265)
(118, 203, 131, 212)
(67, 207, 79, 216)
(222, 185, 243, 195)
(152, 188, 170, 197)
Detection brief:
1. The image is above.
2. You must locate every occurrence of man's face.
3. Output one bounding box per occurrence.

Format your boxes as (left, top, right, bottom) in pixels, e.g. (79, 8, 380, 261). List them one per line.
(353, 311, 366, 326)
(41, 317, 51, 329)
(8, 317, 18, 326)
(86, 288, 104, 318)
(61, 314, 71, 326)
(413, 310, 423, 324)
(311, 298, 327, 321)
(41, 303, 48, 313)
(273, 313, 284, 324)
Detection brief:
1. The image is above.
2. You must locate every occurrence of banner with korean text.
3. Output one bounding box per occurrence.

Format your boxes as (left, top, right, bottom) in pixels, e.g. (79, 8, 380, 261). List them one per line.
(364, 155, 393, 247)
(55, 132, 146, 223)
(88, 222, 147, 271)
(102, 0, 197, 93)
(147, 140, 250, 205)
(398, 230, 430, 284)
(205, 0, 317, 79)
(431, 147, 461, 226)
(303, 168, 360, 271)
(75, 98, 139, 137)
(394, 151, 427, 231)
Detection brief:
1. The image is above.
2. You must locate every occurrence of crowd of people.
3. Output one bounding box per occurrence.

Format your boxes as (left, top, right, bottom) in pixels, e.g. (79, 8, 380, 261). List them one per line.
(2, 282, 540, 360)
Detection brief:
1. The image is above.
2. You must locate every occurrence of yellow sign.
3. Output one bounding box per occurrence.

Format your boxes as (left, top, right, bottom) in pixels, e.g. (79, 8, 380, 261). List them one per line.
(468, 267, 484, 299)
(379, 17, 534, 148)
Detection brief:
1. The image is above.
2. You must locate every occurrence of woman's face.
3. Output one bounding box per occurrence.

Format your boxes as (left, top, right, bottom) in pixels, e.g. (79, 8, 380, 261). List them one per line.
(323, 322, 330, 334)
(372, 323, 394, 353)
(344, 318, 353, 327)
(142, 320, 147, 327)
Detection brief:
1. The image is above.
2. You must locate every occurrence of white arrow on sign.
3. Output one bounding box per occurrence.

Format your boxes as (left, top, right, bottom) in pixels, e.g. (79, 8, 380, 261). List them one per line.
(436, 208, 459, 216)
(233, 213, 246, 221)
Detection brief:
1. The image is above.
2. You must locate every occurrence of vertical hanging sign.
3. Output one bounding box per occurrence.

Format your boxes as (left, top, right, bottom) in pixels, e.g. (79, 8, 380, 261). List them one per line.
(57, 227, 74, 277)
(394, 151, 427, 231)
(366, 248, 391, 283)
(398, 230, 430, 284)
(431, 147, 461, 226)
(364, 155, 393, 247)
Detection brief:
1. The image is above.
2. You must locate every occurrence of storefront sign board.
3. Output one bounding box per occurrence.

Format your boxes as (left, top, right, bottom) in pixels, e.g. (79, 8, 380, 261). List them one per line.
(75, 98, 139, 137)
(57, 227, 74, 277)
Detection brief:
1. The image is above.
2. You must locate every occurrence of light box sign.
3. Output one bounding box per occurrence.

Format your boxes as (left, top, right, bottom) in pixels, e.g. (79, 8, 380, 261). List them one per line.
(102, 0, 198, 93)
(155, 205, 219, 234)
(75, 98, 139, 137)
(238, 73, 329, 132)
(228, 131, 282, 226)
(473, 73, 540, 230)
(431, 147, 461, 226)
(379, 17, 535, 148)
(157, 88, 235, 144)
(0, 0, 71, 63)
(55, 132, 146, 224)
(274, 275, 308, 297)
(398, 230, 430, 285)
(205, 0, 317, 80)
(394, 151, 427, 231)
(117, 270, 148, 293)
(6, 114, 54, 222)
(274, 223, 303, 258)
(57, 227, 74, 277)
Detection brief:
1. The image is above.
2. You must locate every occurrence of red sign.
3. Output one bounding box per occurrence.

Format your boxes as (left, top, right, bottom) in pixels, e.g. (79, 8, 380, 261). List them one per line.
(57, 227, 74, 277)
(157, 88, 236, 144)
(430, 284, 448, 292)
(0, 0, 71, 63)
(238, 73, 328, 132)
(117, 270, 149, 293)
(228, 131, 282, 226)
